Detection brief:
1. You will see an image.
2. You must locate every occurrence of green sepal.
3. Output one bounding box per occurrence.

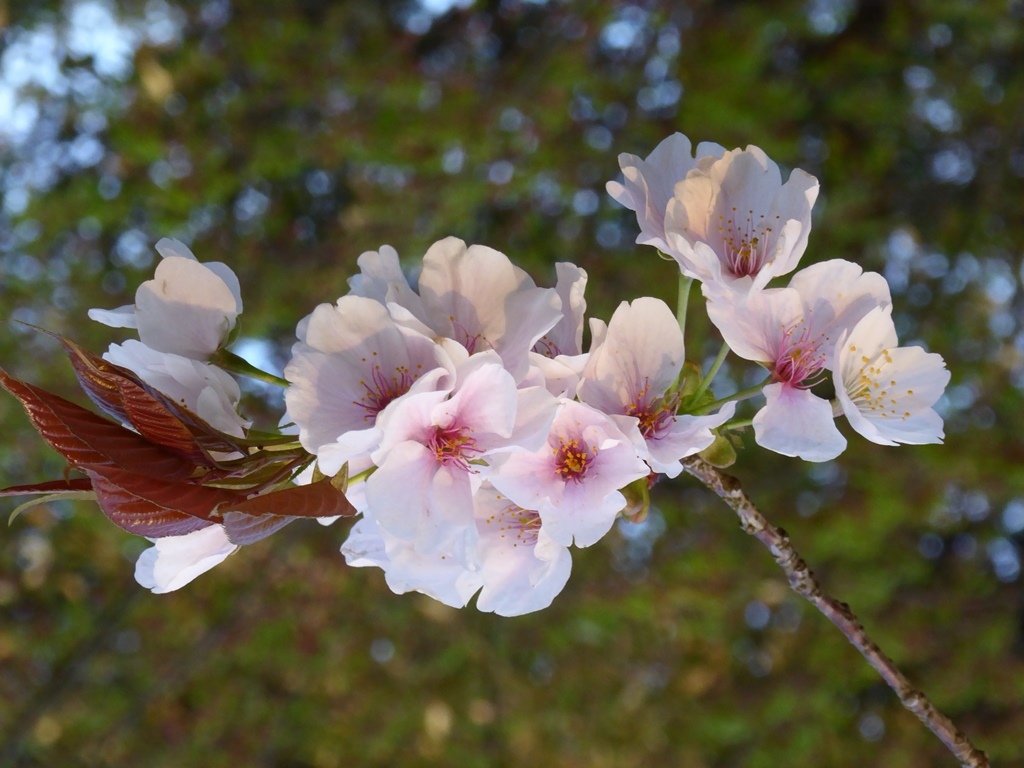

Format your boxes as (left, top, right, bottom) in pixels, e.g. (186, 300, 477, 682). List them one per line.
(619, 477, 651, 524)
(674, 360, 703, 401)
(699, 434, 737, 468)
(329, 463, 349, 493)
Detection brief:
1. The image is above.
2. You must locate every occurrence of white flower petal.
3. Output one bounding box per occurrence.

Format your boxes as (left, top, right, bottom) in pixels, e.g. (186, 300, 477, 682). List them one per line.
(753, 382, 846, 462)
(87, 304, 138, 329)
(134, 525, 238, 594)
(664, 144, 819, 293)
(103, 340, 249, 439)
(134, 255, 240, 359)
(835, 307, 949, 446)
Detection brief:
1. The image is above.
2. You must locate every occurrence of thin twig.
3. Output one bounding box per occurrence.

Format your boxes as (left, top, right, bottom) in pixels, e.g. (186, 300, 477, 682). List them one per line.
(681, 456, 990, 768)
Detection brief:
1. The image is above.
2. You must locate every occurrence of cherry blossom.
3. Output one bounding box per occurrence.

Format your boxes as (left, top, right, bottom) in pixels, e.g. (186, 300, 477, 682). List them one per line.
(706, 260, 891, 461)
(89, 238, 242, 360)
(489, 399, 650, 547)
(365, 351, 558, 557)
(606, 133, 726, 254)
(472, 484, 571, 616)
(345, 244, 430, 325)
(834, 306, 950, 446)
(577, 297, 736, 477)
(284, 294, 456, 470)
(414, 237, 563, 382)
(4, 130, 956, 624)
(99, 338, 252, 595)
(342, 483, 571, 616)
(664, 145, 819, 293)
(342, 516, 484, 610)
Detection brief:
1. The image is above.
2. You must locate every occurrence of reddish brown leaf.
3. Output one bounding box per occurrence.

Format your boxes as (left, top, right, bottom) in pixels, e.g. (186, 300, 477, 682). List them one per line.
(118, 380, 212, 465)
(198, 449, 309, 494)
(86, 466, 240, 537)
(144, 387, 248, 457)
(221, 512, 295, 546)
(46, 330, 134, 424)
(0, 368, 196, 480)
(48, 332, 228, 464)
(0, 478, 94, 497)
(226, 478, 357, 519)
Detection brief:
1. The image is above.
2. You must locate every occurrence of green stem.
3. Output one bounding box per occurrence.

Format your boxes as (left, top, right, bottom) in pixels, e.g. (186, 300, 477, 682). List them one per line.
(722, 418, 753, 431)
(215, 350, 289, 387)
(694, 378, 769, 415)
(676, 274, 693, 336)
(348, 466, 375, 485)
(692, 342, 730, 401)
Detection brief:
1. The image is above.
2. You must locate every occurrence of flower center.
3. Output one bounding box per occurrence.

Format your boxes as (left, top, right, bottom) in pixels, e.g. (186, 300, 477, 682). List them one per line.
(355, 364, 417, 421)
(773, 321, 825, 387)
(533, 334, 562, 358)
(844, 344, 914, 421)
(450, 315, 488, 355)
(427, 422, 482, 471)
(626, 379, 679, 439)
(718, 207, 780, 278)
(484, 502, 542, 548)
(553, 437, 595, 483)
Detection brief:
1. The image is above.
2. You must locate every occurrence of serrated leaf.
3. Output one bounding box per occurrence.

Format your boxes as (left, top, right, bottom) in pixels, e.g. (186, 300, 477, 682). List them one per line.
(225, 477, 357, 519)
(46, 331, 236, 463)
(42, 329, 136, 423)
(86, 466, 240, 536)
(144, 385, 249, 457)
(221, 512, 295, 546)
(0, 368, 197, 480)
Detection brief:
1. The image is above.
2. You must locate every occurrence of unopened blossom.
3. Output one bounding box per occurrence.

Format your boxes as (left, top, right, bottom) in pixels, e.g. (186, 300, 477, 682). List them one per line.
(89, 238, 242, 360)
(489, 399, 650, 547)
(109, 338, 251, 594)
(135, 525, 238, 594)
(578, 297, 735, 477)
(706, 260, 891, 461)
(104, 339, 250, 438)
(834, 306, 950, 446)
(664, 145, 819, 293)
(606, 133, 726, 254)
(366, 351, 558, 557)
(284, 294, 456, 468)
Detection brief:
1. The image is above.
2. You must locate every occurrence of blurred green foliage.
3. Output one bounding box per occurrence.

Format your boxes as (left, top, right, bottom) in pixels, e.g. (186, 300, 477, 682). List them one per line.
(1, 0, 1023, 765)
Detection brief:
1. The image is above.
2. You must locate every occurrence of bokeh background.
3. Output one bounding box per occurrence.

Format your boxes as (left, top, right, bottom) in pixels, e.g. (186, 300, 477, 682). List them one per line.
(1, 1, 1023, 765)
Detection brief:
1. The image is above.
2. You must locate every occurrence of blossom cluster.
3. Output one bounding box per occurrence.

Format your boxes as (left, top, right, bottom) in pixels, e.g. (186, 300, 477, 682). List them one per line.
(285, 238, 734, 615)
(609, 134, 949, 461)
(3, 133, 950, 616)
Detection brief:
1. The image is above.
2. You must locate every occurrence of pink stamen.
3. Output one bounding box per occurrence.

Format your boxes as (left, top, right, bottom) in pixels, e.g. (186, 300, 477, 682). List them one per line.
(449, 315, 486, 355)
(717, 207, 779, 278)
(626, 378, 679, 440)
(533, 335, 562, 359)
(484, 503, 542, 548)
(355, 365, 417, 421)
(553, 437, 595, 484)
(773, 322, 825, 387)
(426, 422, 482, 472)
